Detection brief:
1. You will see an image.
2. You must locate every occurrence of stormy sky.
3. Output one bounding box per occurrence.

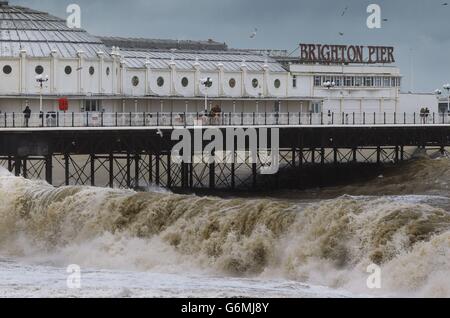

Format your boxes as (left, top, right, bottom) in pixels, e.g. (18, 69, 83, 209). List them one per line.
(12, 0, 450, 93)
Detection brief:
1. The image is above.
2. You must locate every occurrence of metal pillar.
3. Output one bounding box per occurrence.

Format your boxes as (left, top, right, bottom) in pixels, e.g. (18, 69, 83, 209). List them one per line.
(126, 153, 131, 188)
(299, 148, 303, 167)
(134, 154, 140, 188)
(45, 155, 53, 185)
(252, 163, 257, 189)
(292, 147, 296, 168)
(395, 146, 399, 164)
(209, 161, 215, 189)
(189, 152, 194, 189)
(90, 154, 95, 186)
(231, 161, 235, 190)
(155, 154, 160, 185)
(14, 158, 21, 177)
(167, 154, 172, 188)
(23, 159, 28, 179)
(149, 154, 153, 184)
(7, 156, 12, 172)
(65, 154, 70, 186)
(109, 153, 114, 188)
(377, 146, 381, 165)
(181, 163, 187, 188)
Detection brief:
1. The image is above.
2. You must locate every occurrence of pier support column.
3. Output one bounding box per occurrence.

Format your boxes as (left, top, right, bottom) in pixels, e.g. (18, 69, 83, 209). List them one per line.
(395, 146, 399, 164)
(90, 154, 95, 187)
(109, 153, 114, 188)
(209, 161, 215, 190)
(231, 161, 235, 190)
(377, 147, 381, 165)
(14, 158, 21, 177)
(189, 153, 194, 189)
(181, 162, 188, 188)
(252, 163, 257, 189)
(45, 155, 53, 185)
(65, 154, 70, 186)
(292, 147, 296, 168)
(299, 148, 303, 167)
(155, 154, 160, 186)
(134, 154, 140, 188)
(7, 156, 12, 173)
(126, 153, 131, 188)
(149, 154, 153, 184)
(167, 154, 172, 188)
(23, 159, 28, 179)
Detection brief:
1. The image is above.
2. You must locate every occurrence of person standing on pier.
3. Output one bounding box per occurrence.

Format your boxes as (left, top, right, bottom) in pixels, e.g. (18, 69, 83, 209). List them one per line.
(23, 106, 31, 127)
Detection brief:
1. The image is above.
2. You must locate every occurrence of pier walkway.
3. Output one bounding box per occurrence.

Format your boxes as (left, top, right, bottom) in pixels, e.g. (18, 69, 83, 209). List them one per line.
(0, 112, 449, 191)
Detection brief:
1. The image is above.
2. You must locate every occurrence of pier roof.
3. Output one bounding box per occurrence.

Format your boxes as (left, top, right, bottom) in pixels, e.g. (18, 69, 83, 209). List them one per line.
(120, 49, 287, 72)
(0, 1, 108, 58)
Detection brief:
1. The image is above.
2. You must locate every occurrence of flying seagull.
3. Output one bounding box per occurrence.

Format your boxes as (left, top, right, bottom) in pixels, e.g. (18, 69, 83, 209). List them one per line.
(338, 32, 344, 36)
(250, 28, 258, 39)
(341, 6, 348, 16)
(442, 3, 448, 5)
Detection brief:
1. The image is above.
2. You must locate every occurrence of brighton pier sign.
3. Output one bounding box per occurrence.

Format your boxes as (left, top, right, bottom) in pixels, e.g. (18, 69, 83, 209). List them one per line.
(300, 44, 395, 64)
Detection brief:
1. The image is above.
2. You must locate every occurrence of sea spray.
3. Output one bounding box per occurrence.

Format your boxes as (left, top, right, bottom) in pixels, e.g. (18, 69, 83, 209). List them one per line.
(0, 161, 449, 297)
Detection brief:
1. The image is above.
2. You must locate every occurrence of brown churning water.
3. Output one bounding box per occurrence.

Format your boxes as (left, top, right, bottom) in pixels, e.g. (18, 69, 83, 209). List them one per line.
(0, 158, 449, 297)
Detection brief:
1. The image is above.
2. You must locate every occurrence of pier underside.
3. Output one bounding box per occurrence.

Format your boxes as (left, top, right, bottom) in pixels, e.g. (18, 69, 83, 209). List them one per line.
(0, 126, 449, 191)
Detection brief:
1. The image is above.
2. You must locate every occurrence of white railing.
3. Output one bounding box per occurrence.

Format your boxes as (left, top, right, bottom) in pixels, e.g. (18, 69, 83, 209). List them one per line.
(0, 112, 448, 128)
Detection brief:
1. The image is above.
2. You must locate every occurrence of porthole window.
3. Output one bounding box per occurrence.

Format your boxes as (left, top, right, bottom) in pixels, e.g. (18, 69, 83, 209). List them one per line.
(229, 78, 236, 88)
(274, 79, 281, 89)
(132, 76, 139, 87)
(89, 66, 95, 75)
(35, 65, 44, 75)
(3, 65, 12, 75)
(181, 77, 189, 87)
(106, 67, 110, 76)
(64, 66, 72, 75)
(252, 78, 259, 88)
(157, 76, 164, 87)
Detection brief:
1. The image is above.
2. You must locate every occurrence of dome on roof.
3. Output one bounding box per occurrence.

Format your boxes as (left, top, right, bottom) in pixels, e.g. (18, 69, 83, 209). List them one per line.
(0, 2, 109, 58)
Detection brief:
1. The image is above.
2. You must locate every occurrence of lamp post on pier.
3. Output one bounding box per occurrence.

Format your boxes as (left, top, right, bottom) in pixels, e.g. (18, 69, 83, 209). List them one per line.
(36, 74, 49, 113)
(200, 77, 213, 113)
